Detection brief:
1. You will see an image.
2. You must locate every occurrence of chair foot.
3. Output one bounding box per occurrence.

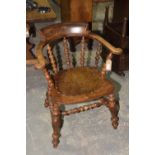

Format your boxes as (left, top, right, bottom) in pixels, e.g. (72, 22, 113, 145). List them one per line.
(111, 116, 119, 129)
(107, 94, 119, 129)
(50, 103, 61, 148)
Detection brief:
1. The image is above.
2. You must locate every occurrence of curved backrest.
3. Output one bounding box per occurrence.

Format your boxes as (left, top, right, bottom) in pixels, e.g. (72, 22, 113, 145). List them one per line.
(35, 23, 122, 79)
(40, 23, 89, 42)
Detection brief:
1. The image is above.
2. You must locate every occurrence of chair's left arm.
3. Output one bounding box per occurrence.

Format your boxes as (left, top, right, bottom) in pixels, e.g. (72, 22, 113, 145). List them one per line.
(34, 41, 56, 90)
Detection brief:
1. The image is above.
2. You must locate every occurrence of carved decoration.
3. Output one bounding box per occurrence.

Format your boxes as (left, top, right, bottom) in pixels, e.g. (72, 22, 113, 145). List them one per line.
(95, 43, 102, 67)
(106, 94, 119, 129)
(62, 99, 108, 116)
(50, 103, 61, 148)
(47, 44, 58, 74)
(63, 37, 71, 68)
(42, 67, 54, 87)
(80, 36, 85, 66)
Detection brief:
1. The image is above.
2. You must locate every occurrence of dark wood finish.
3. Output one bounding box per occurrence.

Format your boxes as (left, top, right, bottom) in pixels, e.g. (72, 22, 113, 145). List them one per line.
(113, 0, 129, 23)
(50, 103, 61, 148)
(106, 94, 119, 129)
(34, 23, 122, 148)
(62, 99, 107, 115)
(102, 4, 129, 75)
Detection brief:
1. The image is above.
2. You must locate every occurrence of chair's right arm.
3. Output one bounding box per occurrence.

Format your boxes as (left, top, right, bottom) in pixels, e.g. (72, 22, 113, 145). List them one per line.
(34, 41, 47, 69)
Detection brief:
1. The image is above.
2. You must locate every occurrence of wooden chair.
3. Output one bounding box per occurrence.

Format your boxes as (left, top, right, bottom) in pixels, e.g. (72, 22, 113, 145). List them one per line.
(35, 23, 122, 148)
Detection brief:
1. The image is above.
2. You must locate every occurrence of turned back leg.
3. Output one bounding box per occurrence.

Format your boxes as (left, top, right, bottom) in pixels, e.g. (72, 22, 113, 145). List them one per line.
(107, 94, 119, 129)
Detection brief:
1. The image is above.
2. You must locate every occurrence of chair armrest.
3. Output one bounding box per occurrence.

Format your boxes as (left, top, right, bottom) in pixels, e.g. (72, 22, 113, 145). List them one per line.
(88, 32, 123, 55)
(34, 42, 47, 69)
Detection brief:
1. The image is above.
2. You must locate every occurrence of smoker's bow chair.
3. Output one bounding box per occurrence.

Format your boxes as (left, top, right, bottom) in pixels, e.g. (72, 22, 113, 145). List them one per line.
(35, 23, 122, 148)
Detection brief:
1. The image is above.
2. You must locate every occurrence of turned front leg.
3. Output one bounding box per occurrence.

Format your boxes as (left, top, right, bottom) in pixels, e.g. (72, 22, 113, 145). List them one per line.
(107, 94, 119, 129)
(50, 103, 61, 148)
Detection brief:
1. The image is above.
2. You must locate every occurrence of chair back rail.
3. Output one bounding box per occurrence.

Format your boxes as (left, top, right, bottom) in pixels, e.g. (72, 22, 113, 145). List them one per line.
(35, 23, 122, 80)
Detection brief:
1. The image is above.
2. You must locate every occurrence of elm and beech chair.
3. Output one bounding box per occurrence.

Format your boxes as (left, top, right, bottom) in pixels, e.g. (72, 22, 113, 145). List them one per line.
(35, 23, 122, 148)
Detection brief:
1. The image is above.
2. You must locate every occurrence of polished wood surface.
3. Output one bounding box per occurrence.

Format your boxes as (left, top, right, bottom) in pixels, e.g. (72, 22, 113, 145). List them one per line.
(34, 23, 122, 148)
(26, 0, 56, 22)
(55, 67, 114, 96)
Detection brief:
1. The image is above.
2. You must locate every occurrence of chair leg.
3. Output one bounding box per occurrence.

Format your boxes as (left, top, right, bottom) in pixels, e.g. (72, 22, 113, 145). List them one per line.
(107, 94, 119, 129)
(50, 103, 61, 148)
(44, 91, 49, 108)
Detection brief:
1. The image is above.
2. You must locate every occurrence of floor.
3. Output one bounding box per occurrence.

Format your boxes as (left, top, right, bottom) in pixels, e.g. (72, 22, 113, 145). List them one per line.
(26, 1, 129, 155)
(26, 66, 129, 155)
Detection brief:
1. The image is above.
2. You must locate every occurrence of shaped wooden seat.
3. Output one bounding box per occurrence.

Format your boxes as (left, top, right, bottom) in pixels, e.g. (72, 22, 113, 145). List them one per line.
(55, 67, 114, 96)
(35, 23, 122, 148)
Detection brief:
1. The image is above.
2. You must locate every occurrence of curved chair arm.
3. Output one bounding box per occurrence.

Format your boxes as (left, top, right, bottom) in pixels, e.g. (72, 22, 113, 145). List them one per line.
(35, 31, 122, 69)
(88, 32, 122, 55)
(34, 41, 47, 69)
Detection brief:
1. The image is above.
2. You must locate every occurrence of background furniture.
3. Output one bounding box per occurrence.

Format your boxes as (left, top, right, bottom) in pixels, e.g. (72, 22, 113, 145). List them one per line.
(60, 0, 92, 23)
(26, 0, 56, 22)
(102, 0, 129, 75)
(26, 24, 36, 64)
(35, 23, 122, 148)
(26, 0, 56, 64)
(60, 0, 93, 51)
(113, 0, 129, 22)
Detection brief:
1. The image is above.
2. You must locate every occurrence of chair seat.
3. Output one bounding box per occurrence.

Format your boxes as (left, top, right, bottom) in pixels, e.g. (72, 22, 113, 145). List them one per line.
(54, 67, 114, 100)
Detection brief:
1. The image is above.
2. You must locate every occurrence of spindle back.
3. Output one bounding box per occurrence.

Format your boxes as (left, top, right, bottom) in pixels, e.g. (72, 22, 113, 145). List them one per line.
(36, 23, 122, 78)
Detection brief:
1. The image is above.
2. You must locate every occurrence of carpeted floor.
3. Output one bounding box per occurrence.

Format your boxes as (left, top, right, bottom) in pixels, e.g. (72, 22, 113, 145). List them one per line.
(26, 65, 129, 155)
